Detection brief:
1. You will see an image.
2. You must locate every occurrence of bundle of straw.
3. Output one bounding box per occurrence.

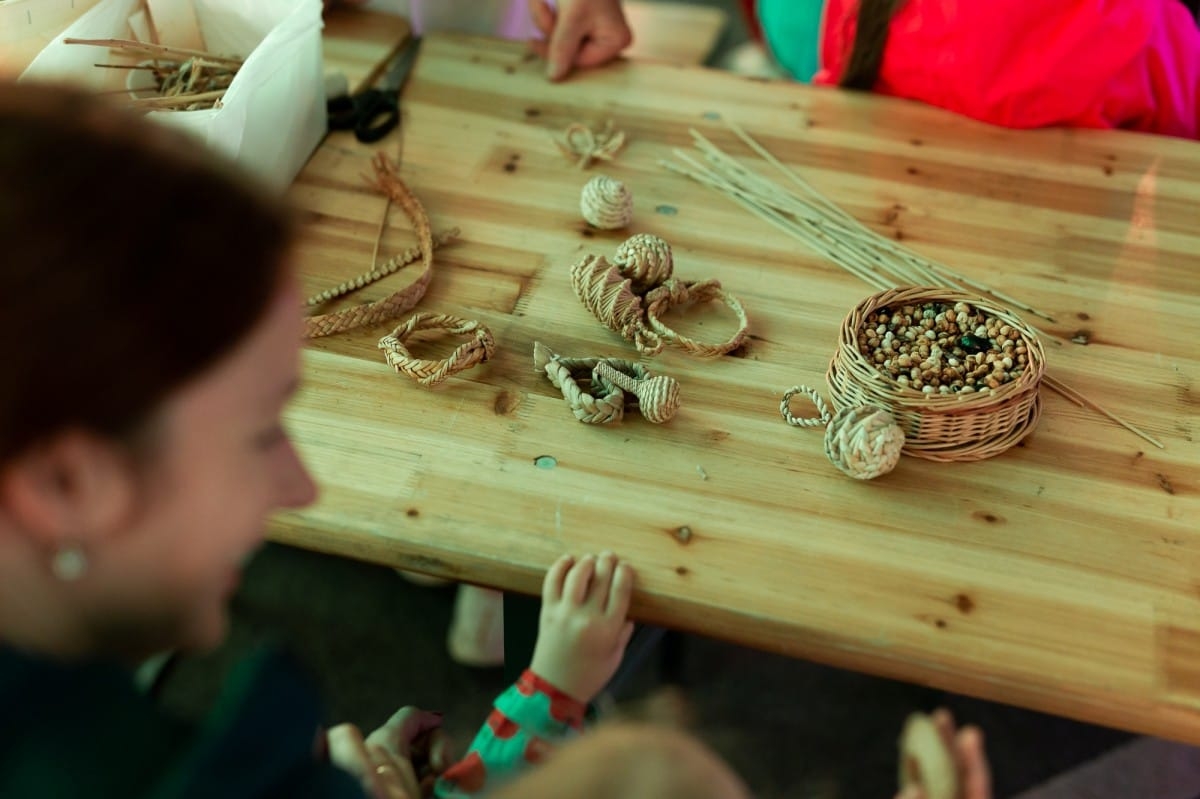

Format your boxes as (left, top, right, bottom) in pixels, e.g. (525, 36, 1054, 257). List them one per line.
(66, 37, 243, 111)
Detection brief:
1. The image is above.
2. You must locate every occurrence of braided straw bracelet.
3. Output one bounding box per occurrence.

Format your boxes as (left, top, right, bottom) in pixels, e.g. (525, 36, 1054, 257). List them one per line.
(305, 153, 435, 339)
(378, 313, 496, 387)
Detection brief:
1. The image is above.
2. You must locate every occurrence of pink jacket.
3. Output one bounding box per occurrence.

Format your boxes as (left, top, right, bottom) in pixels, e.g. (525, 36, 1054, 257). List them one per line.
(813, 0, 1200, 138)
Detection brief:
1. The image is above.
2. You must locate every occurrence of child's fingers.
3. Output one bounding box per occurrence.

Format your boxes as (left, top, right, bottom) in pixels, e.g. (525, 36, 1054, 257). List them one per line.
(605, 561, 635, 618)
(956, 727, 992, 799)
(588, 551, 617, 608)
(931, 707, 957, 755)
(542, 554, 574, 603)
(563, 554, 597, 604)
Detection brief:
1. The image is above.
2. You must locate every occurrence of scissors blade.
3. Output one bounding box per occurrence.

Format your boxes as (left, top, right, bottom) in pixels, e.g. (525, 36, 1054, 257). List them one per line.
(378, 35, 423, 94)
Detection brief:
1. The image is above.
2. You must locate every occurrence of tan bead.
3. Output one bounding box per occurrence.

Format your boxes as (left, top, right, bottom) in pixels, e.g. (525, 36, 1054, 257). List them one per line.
(580, 174, 633, 229)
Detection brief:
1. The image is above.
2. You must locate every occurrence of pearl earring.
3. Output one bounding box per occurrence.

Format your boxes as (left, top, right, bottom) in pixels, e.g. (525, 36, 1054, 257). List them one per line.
(51, 544, 88, 582)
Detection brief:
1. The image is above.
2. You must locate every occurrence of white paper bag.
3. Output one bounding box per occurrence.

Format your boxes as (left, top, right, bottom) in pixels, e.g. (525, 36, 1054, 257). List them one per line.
(19, 0, 325, 192)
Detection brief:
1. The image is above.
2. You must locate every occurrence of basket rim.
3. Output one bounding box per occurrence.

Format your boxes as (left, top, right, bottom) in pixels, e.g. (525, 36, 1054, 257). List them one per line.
(835, 286, 1045, 408)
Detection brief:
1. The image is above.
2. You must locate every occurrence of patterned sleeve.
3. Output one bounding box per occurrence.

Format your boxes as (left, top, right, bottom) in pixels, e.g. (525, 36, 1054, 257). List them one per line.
(433, 670, 587, 798)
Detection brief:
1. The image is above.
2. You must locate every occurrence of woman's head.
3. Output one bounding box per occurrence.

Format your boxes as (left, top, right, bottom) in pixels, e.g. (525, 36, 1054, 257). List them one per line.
(0, 83, 316, 658)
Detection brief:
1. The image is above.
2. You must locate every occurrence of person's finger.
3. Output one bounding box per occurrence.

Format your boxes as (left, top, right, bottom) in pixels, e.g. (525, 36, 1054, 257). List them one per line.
(367, 707, 444, 759)
(545, 11, 589, 80)
(528, 0, 556, 37)
(572, 29, 631, 69)
(542, 554, 574, 604)
(931, 707, 957, 756)
(327, 723, 371, 778)
(605, 561, 635, 618)
(588, 551, 616, 607)
(957, 727, 992, 799)
(426, 728, 456, 774)
(563, 553, 596, 603)
(366, 744, 420, 799)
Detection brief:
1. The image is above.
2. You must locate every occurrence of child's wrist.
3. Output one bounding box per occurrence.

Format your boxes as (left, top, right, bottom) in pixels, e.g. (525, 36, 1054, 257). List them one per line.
(521, 669, 590, 725)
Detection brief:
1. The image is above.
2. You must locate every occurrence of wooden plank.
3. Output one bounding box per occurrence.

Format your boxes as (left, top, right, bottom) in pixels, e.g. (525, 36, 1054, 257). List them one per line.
(278, 33, 1200, 745)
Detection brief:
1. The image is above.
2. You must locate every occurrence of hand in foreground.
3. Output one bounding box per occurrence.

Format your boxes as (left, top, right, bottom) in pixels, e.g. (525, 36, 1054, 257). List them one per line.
(529, 552, 636, 703)
(367, 707, 454, 796)
(327, 722, 418, 799)
(528, 0, 632, 81)
(896, 709, 992, 799)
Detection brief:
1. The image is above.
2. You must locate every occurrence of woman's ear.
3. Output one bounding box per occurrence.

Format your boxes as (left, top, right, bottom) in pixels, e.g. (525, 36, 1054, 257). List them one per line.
(0, 430, 138, 547)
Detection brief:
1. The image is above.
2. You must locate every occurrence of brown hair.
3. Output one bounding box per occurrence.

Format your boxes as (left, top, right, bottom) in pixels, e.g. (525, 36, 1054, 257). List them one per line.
(839, 0, 907, 90)
(0, 83, 294, 465)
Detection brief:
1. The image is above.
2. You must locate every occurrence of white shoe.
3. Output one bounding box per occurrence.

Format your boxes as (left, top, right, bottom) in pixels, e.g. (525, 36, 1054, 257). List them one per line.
(447, 585, 505, 668)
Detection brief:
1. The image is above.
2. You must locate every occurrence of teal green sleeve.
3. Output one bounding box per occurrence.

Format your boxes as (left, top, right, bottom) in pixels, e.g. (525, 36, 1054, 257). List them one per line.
(434, 670, 587, 798)
(759, 0, 827, 82)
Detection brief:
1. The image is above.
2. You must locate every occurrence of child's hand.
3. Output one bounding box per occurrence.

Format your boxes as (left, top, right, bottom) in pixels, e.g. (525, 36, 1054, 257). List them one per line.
(896, 708, 992, 799)
(529, 552, 636, 704)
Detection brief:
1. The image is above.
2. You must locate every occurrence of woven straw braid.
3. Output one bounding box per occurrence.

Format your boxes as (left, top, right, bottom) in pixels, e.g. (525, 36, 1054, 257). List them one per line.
(826, 287, 1045, 462)
(378, 313, 495, 387)
(533, 342, 680, 424)
(304, 153, 435, 338)
(534, 342, 628, 423)
(570, 246, 747, 358)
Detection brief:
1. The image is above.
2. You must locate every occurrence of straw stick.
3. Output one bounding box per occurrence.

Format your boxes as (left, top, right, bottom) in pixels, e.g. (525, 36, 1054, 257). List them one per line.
(1043, 375, 1164, 449)
(64, 37, 243, 67)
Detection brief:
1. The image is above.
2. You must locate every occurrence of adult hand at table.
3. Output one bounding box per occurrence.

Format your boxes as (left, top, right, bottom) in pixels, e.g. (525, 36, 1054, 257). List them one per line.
(366, 706, 455, 796)
(894, 709, 992, 799)
(327, 722, 420, 799)
(528, 0, 632, 81)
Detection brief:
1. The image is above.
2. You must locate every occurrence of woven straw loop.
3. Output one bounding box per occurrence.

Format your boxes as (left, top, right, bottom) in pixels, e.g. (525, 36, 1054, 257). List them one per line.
(826, 287, 1045, 462)
(378, 313, 495, 387)
(644, 278, 749, 358)
(780, 385, 831, 428)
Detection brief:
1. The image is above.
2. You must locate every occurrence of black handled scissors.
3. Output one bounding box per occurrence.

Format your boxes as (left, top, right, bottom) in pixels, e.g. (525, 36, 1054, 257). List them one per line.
(327, 36, 422, 143)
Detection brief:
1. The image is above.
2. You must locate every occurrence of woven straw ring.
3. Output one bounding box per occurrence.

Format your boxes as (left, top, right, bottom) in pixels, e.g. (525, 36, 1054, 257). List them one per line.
(378, 313, 496, 387)
(643, 279, 750, 358)
(780, 385, 831, 427)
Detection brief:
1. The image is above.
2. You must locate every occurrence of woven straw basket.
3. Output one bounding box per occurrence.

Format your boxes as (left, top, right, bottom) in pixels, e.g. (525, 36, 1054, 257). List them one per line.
(826, 287, 1045, 462)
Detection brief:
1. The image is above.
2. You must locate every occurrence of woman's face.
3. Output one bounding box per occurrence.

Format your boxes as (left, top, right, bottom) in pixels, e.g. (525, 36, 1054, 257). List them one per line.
(81, 272, 317, 656)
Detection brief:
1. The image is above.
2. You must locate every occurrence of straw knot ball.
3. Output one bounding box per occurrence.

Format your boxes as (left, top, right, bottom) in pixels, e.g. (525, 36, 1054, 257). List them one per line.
(613, 233, 673, 292)
(580, 174, 633, 229)
(823, 405, 904, 480)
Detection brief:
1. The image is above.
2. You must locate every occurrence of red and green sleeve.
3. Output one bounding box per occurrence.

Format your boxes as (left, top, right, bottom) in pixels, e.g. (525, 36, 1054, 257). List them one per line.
(434, 670, 586, 798)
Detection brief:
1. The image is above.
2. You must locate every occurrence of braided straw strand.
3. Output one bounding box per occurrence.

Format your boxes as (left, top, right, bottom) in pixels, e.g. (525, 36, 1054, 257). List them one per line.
(643, 278, 749, 358)
(306, 227, 459, 307)
(378, 313, 495, 387)
(305, 153, 435, 338)
(780, 385, 831, 427)
(533, 343, 626, 424)
(592, 361, 680, 423)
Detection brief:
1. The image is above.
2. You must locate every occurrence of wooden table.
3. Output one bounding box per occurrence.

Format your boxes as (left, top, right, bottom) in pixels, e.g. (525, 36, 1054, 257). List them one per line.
(276, 32, 1200, 744)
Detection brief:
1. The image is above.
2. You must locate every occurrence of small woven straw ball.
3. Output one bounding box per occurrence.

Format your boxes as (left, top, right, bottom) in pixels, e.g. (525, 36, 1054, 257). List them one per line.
(613, 233, 673, 292)
(580, 174, 633, 229)
(823, 405, 905, 480)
